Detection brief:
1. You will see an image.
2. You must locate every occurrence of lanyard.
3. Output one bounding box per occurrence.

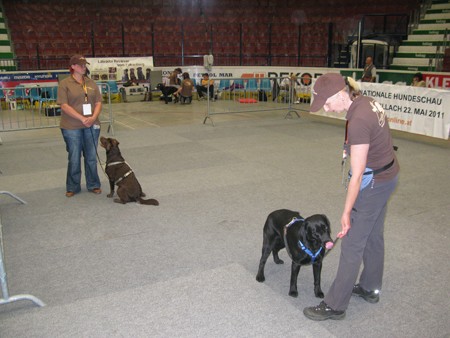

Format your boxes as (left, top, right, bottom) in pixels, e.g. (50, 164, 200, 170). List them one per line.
(82, 82, 88, 103)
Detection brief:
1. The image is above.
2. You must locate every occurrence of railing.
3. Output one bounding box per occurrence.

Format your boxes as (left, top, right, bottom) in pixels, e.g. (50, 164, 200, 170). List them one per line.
(348, 14, 410, 69)
(435, 29, 449, 72)
(0, 83, 115, 135)
(203, 76, 310, 126)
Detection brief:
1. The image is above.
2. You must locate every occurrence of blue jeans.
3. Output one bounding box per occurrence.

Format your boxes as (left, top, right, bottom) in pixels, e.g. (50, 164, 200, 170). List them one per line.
(61, 126, 101, 193)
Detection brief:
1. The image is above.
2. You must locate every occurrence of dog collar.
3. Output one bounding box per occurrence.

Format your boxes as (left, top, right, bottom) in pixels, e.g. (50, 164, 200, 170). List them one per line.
(298, 240, 323, 262)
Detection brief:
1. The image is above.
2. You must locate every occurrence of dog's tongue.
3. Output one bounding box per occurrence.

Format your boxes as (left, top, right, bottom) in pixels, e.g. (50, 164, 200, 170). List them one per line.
(325, 241, 334, 250)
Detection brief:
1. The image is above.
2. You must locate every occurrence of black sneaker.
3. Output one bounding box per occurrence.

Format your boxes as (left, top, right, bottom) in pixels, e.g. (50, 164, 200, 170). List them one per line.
(303, 301, 346, 321)
(352, 284, 380, 303)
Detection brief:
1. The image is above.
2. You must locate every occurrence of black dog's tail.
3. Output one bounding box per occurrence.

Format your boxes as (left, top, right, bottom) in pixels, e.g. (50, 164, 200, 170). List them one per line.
(138, 197, 159, 206)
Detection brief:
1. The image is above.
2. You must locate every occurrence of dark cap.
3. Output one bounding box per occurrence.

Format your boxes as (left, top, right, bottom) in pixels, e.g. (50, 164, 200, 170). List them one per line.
(310, 73, 346, 112)
(70, 54, 89, 66)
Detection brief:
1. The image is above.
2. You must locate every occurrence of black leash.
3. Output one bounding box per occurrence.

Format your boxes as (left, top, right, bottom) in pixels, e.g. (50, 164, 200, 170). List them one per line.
(89, 126, 108, 178)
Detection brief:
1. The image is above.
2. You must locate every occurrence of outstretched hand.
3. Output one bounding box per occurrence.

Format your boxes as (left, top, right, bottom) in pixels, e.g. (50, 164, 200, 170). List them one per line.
(338, 212, 351, 238)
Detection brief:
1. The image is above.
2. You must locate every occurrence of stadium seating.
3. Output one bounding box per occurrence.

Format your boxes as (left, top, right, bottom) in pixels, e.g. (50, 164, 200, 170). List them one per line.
(1, 0, 421, 70)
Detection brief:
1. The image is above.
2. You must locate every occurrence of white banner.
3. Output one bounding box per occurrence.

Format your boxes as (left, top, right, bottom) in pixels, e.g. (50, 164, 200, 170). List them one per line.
(312, 82, 450, 140)
(86, 57, 154, 82)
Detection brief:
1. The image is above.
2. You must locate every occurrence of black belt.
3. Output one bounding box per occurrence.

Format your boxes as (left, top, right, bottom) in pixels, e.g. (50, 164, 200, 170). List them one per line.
(364, 159, 395, 176)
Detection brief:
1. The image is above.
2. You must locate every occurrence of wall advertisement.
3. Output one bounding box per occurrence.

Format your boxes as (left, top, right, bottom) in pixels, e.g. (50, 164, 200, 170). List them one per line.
(312, 82, 450, 140)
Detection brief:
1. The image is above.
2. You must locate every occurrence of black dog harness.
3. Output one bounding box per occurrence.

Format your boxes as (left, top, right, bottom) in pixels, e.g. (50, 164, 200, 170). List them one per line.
(106, 161, 133, 185)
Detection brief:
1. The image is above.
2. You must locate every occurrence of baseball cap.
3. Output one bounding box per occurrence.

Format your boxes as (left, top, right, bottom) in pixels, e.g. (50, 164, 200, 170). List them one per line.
(69, 54, 89, 66)
(310, 73, 346, 112)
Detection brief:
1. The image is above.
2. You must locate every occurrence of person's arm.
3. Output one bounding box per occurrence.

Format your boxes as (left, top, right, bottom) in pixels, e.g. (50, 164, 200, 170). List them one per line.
(338, 143, 369, 238)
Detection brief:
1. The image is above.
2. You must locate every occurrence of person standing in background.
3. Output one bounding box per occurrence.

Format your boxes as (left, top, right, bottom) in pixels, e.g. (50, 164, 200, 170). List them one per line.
(57, 55, 103, 197)
(361, 57, 376, 82)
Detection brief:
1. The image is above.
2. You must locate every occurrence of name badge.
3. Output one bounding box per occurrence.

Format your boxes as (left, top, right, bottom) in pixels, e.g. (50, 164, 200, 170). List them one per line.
(83, 103, 92, 116)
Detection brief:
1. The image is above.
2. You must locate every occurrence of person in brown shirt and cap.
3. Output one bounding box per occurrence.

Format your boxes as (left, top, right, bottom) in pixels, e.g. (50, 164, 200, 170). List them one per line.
(303, 73, 399, 321)
(57, 54, 103, 197)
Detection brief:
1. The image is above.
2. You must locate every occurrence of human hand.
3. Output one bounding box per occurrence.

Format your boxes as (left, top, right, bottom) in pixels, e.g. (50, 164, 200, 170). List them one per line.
(338, 212, 351, 238)
(82, 116, 94, 127)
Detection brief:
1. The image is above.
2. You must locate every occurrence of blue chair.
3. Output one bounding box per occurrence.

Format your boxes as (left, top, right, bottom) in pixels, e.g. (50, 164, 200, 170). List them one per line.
(232, 79, 245, 90)
(260, 78, 272, 92)
(218, 79, 231, 90)
(246, 78, 258, 91)
(0, 88, 5, 110)
(107, 81, 119, 94)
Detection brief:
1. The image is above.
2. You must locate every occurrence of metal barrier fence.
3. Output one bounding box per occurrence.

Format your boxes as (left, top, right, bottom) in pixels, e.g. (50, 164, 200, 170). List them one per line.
(0, 82, 115, 135)
(203, 77, 311, 125)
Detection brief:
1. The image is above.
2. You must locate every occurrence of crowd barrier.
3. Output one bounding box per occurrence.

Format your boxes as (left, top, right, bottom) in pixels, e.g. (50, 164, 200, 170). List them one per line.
(0, 192, 45, 308)
(203, 77, 311, 125)
(0, 82, 115, 136)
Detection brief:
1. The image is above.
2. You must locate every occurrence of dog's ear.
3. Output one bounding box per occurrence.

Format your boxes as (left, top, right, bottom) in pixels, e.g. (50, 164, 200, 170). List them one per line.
(320, 214, 331, 228)
(111, 138, 120, 147)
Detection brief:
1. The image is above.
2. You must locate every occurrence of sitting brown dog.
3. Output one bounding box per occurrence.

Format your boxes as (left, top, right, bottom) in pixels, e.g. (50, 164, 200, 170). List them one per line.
(99, 136, 159, 206)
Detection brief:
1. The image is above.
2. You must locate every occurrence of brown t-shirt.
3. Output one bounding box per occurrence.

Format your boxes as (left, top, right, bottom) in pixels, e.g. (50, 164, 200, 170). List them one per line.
(180, 79, 194, 97)
(346, 96, 399, 181)
(57, 76, 102, 130)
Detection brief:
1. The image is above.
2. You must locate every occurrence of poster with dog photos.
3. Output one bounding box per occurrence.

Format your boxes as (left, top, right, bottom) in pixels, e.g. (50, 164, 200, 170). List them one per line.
(86, 57, 154, 83)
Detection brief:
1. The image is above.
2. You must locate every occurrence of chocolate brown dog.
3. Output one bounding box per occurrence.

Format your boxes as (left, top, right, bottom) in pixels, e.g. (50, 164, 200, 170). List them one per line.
(99, 136, 159, 206)
(256, 209, 334, 298)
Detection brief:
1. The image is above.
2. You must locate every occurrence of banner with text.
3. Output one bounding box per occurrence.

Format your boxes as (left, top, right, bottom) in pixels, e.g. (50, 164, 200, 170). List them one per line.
(312, 82, 450, 140)
(86, 57, 154, 83)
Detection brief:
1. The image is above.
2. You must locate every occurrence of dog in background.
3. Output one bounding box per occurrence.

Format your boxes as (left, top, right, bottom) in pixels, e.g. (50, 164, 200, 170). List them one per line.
(256, 209, 334, 298)
(156, 83, 179, 104)
(99, 137, 159, 206)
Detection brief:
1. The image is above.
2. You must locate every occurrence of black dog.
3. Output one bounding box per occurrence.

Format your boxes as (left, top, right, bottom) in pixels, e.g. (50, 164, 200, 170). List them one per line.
(156, 83, 178, 104)
(100, 137, 159, 206)
(256, 209, 334, 298)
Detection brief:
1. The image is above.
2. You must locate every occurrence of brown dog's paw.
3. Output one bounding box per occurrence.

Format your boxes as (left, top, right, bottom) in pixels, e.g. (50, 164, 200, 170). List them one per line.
(113, 198, 126, 204)
(107, 193, 114, 198)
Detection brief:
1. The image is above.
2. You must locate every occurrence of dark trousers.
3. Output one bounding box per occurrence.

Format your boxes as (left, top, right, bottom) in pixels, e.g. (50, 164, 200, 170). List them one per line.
(324, 175, 398, 311)
(196, 85, 214, 98)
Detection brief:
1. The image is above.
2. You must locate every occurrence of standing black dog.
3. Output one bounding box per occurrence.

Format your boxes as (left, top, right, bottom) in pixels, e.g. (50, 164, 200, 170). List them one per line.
(256, 209, 334, 298)
(100, 137, 159, 206)
(156, 83, 179, 104)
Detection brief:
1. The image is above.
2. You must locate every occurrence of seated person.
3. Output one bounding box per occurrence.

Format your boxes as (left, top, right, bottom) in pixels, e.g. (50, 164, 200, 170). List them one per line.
(175, 72, 195, 104)
(196, 73, 214, 100)
(164, 67, 182, 103)
(279, 73, 299, 102)
(411, 72, 426, 87)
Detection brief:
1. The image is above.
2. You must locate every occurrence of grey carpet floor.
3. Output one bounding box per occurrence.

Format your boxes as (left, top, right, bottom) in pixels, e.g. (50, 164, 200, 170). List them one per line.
(0, 107, 449, 337)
